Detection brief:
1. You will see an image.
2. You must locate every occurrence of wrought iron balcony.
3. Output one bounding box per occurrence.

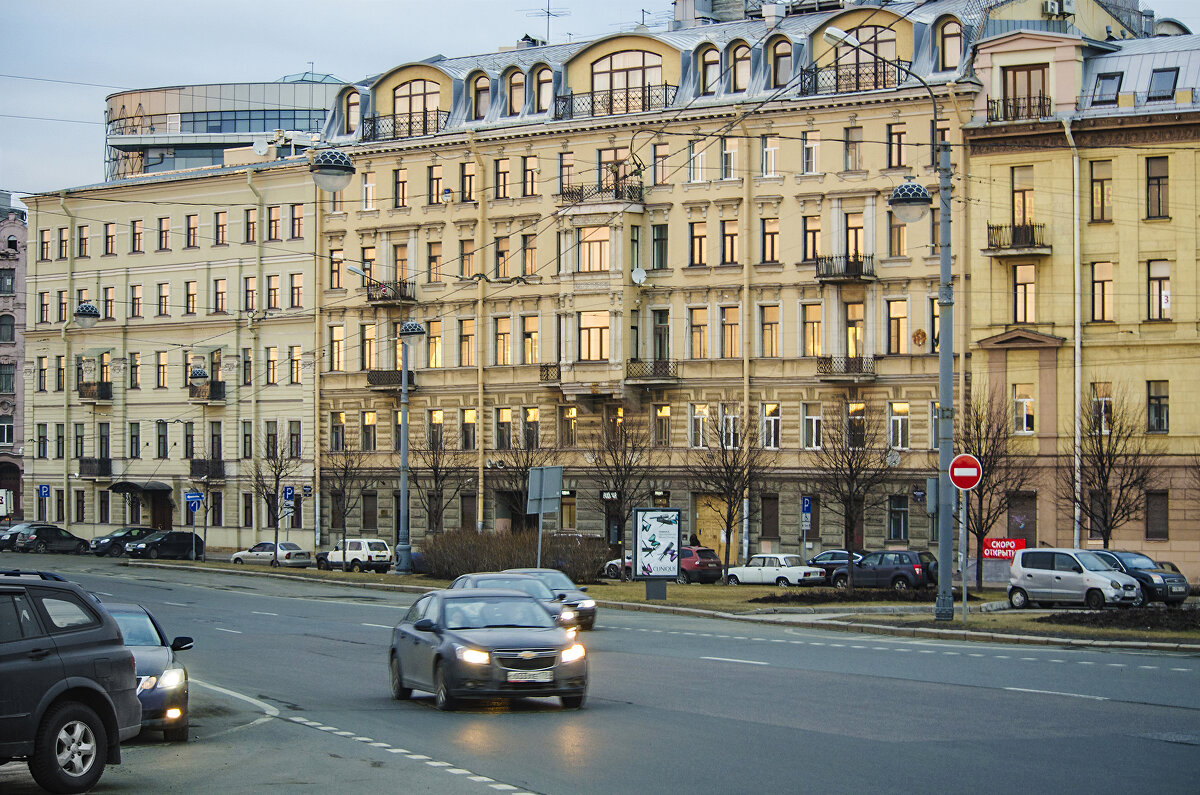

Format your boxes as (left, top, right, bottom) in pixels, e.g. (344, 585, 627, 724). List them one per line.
(190, 458, 225, 481)
(558, 181, 644, 205)
(816, 356, 876, 379)
(625, 359, 678, 380)
(554, 84, 677, 120)
(189, 381, 226, 402)
(799, 61, 911, 96)
(366, 369, 417, 389)
(78, 381, 112, 402)
(78, 457, 112, 478)
(986, 95, 1053, 122)
(360, 110, 450, 142)
(365, 278, 417, 303)
(815, 255, 875, 281)
(985, 223, 1049, 252)
(539, 363, 561, 382)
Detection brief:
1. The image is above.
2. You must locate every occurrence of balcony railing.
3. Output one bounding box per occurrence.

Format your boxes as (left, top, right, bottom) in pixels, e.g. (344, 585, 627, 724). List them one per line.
(189, 381, 226, 401)
(366, 278, 417, 302)
(815, 255, 875, 281)
(360, 110, 450, 142)
(626, 359, 678, 379)
(78, 381, 113, 401)
(986, 223, 1048, 250)
(79, 457, 112, 478)
(986, 95, 1053, 122)
(554, 84, 677, 120)
(816, 356, 876, 377)
(539, 363, 561, 382)
(799, 61, 911, 96)
(366, 369, 417, 389)
(190, 458, 225, 481)
(558, 181, 645, 205)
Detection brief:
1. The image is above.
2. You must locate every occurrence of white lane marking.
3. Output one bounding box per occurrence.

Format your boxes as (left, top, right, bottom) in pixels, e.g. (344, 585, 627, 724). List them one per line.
(426, 760, 451, 767)
(918, 650, 935, 654)
(850, 645, 866, 649)
(362, 623, 393, 629)
(469, 776, 494, 783)
(1049, 660, 1065, 664)
(968, 653, 984, 657)
(701, 656, 769, 666)
(407, 754, 431, 760)
(1006, 687, 1107, 701)
(751, 638, 766, 642)
(214, 627, 242, 634)
(369, 742, 391, 748)
(191, 680, 280, 717)
(1019, 657, 1037, 661)
(810, 642, 825, 646)
(1171, 668, 1191, 672)
(1138, 666, 1157, 670)
(1078, 661, 1095, 665)
(252, 611, 278, 616)
(335, 731, 355, 736)
(317, 726, 337, 731)
(1107, 664, 1125, 668)
(943, 652, 960, 656)
(164, 601, 188, 606)
(490, 785, 518, 791)
(447, 769, 471, 775)
(387, 748, 410, 754)
(995, 655, 1010, 659)
(353, 736, 373, 742)
(94, 591, 114, 596)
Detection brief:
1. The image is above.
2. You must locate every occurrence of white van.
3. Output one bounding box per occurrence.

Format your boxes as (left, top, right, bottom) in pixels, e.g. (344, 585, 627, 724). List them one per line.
(1008, 548, 1139, 609)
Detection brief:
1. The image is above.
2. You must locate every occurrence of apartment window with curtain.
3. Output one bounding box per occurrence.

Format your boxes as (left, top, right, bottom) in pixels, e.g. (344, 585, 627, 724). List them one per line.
(522, 316, 538, 364)
(579, 227, 609, 272)
(720, 306, 739, 358)
(243, 209, 256, 243)
(288, 346, 302, 384)
(156, 217, 171, 250)
(802, 216, 820, 260)
(760, 135, 779, 177)
(495, 237, 511, 278)
(887, 300, 907, 354)
(495, 317, 512, 365)
(428, 164, 444, 204)
(361, 172, 376, 211)
(427, 320, 443, 368)
(289, 204, 304, 238)
(578, 312, 609, 361)
(1090, 161, 1112, 221)
(720, 220, 738, 265)
(760, 305, 779, 357)
(689, 307, 708, 358)
(689, 222, 707, 266)
(1014, 264, 1035, 323)
(801, 131, 819, 173)
(329, 326, 344, 371)
(1148, 260, 1170, 319)
(393, 168, 409, 207)
(1091, 262, 1113, 321)
(1146, 156, 1168, 218)
(459, 319, 475, 367)
(494, 158, 511, 199)
(1092, 382, 1113, 434)
(761, 218, 779, 263)
(266, 205, 281, 240)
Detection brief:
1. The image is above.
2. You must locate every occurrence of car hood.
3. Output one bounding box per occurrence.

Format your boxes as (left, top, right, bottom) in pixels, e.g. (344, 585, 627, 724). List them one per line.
(447, 626, 571, 650)
(128, 645, 175, 677)
(552, 588, 590, 603)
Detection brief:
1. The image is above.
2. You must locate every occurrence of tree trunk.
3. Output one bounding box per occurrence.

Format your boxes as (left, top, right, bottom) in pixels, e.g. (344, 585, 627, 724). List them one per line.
(974, 493, 984, 591)
(843, 516, 855, 592)
(722, 525, 732, 584)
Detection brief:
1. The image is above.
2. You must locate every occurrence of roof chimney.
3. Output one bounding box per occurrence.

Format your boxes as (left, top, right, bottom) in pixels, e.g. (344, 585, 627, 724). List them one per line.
(762, 2, 785, 29)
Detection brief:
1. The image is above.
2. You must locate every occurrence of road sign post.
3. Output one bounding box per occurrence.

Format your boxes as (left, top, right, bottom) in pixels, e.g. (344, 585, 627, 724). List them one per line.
(527, 466, 563, 568)
(948, 453, 982, 622)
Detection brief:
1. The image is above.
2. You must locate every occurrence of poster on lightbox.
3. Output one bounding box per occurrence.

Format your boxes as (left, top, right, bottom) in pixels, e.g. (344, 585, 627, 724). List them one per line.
(632, 508, 682, 580)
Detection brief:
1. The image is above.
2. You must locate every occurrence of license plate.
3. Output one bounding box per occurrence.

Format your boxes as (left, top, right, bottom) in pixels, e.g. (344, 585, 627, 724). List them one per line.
(507, 670, 553, 683)
(1170, 585, 1186, 593)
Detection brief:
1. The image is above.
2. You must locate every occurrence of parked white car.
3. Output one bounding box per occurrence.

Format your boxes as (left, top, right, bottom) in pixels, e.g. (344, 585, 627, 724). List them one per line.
(231, 541, 312, 568)
(317, 537, 393, 573)
(727, 554, 825, 586)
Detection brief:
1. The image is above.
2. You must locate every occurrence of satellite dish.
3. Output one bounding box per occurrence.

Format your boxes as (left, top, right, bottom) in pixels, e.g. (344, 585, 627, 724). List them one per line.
(252, 137, 270, 156)
(631, 267, 647, 285)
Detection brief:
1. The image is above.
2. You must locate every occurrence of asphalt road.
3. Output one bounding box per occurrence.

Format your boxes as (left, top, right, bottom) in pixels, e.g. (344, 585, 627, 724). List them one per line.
(3, 552, 1199, 794)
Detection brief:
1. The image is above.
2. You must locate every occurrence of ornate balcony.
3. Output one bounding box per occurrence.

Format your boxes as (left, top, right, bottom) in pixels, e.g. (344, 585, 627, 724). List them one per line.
(816, 356, 876, 381)
(815, 255, 875, 282)
(799, 61, 911, 96)
(188, 381, 226, 403)
(557, 181, 645, 206)
(554, 84, 677, 120)
(539, 363, 561, 383)
(984, 223, 1050, 256)
(189, 458, 225, 481)
(78, 457, 112, 479)
(360, 111, 450, 142)
(366, 369, 417, 391)
(625, 359, 678, 382)
(366, 278, 417, 303)
(986, 95, 1053, 122)
(78, 381, 112, 403)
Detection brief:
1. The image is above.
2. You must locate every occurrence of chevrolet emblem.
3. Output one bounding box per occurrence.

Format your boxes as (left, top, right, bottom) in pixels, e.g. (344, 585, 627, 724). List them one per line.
(518, 651, 536, 659)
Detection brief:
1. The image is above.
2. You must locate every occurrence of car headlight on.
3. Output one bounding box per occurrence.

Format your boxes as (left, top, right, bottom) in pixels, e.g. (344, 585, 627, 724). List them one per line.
(559, 609, 576, 623)
(1110, 580, 1122, 589)
(1148, 573, 1164, 584)
(138, 676, 157, 693)
(561, 643, 586, 663)
(454, 645, 490, 665)
(577, 599, 596, 609)
(157, 667, 186, 689)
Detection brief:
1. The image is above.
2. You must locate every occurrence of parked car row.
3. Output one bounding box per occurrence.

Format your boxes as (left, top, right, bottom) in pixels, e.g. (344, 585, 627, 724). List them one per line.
(1008, 547, 1188, 609)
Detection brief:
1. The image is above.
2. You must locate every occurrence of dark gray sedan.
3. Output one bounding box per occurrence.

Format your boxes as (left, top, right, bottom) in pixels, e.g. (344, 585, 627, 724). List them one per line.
(504, 568, 597, 630)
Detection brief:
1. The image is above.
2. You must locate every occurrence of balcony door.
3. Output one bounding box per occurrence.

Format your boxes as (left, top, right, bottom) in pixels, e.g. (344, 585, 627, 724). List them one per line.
(845, 303, 864, 358)
(1003, 65, 1047, 104)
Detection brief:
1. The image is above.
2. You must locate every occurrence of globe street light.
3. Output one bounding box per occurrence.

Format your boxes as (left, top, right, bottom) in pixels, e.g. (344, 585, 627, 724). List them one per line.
(73, 301, 100, 329)
(309, 148, 356, 194)
(393, 319, 426, 575)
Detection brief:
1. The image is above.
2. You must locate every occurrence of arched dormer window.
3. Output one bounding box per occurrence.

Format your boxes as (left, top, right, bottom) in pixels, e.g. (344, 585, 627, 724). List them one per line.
(471, 74, 491, 120)
(834, 26, 898, 91)
(731, 44, 751, 93)
(770, 39, 792, 88)
(535, 67, 553, 113)
(0, 315, 13, 343)
(394, 79, 440, 115)
(699, 48, 720, 96)
(591, 51, 664, 114)
(940, 20, 963, 71)
(345, 92, 360, 134)
(507, 71, 525, 116)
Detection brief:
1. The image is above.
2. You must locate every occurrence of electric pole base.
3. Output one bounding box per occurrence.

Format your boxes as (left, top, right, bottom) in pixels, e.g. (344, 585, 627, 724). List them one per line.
(934, 595, 955, 621)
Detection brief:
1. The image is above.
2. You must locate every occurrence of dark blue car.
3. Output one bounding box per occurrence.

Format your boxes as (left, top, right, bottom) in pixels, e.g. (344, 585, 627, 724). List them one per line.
(105, 603, 193, 742)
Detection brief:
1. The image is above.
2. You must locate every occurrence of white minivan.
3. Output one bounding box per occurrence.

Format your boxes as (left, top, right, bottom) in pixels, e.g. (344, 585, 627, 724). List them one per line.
(1008, 548, 1140, 609)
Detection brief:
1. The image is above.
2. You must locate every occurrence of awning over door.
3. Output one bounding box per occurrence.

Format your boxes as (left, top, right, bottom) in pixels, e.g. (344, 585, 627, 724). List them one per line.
(108, 480, 173, 494)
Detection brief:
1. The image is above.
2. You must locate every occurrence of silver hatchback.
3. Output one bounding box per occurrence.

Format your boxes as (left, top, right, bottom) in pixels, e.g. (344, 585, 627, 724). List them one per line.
(1008, 548, 1139, 609)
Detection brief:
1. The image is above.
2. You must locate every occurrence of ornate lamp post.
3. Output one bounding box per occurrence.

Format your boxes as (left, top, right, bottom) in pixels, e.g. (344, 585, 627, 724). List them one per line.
(188, 361, 211, 563)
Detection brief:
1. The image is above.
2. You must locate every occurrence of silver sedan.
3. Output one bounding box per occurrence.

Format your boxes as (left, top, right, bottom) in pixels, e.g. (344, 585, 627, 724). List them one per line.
(230, 541, 312, 568)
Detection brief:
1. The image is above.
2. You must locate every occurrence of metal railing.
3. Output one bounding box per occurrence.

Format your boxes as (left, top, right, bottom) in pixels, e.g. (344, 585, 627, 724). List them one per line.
(626, 359, 678, 379)
(188, 381, 226, 401)
(79, 457, 112, 478)
(78, 381, 112, 401)
(554, 84, 677, 120)
(986, 223, 1047, 249)
(360, 111, 450, 142)
(558, 181, 645, 205)
(799, 61, 911, 96)
(189, 458, 225, 480)
(816, 356, 876, 376)
(815, 254, 875, 280)
(365, 278, 417, 302)
(539, 363, 561, 382)
(366, 369, 417, 388)
(986, 95, 1053, 122)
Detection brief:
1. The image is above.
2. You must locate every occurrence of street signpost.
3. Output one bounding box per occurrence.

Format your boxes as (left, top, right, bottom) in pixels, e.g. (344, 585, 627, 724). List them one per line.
(184, 492, 204, 513)
(184, 491, 205, 561)
(800, 496, 812, 550)
(949, 453, 982, 621)
(526, 466, 563, 567)
(38, 484, 50, 519)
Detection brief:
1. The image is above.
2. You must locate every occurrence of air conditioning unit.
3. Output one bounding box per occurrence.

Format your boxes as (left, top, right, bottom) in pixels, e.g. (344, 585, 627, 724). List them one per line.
(1060, 0, 1076, 12)
(1043, 0, 1059, 15)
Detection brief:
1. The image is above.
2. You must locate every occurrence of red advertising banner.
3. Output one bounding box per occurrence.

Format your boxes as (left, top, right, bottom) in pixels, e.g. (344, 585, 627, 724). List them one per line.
(983, 538, 1026, 559)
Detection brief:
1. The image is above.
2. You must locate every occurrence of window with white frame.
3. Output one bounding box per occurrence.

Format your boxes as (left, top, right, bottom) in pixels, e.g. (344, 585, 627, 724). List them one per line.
(803, 402, 822, 449)
(1013, 385, 1034, 433)
(801, 131, 819, 173)
(1091, 382, 1112, 434)
(762, 403, 780, 449)
(689, 403, 709, 447)
(687, 140, 706, 182)
(929, 402, 940, 448)
(760, 136, 779, 177)
(720, 137, 737, 179)
(721, 404, 740, 448)
(888, 495, 909, 541)
(889, 402, 910, 449)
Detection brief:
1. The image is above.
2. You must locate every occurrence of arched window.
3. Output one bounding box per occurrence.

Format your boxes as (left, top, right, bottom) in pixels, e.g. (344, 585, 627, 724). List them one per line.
(5, 235, 16, 251)
(699, 48, 720, 95)
(835, 26, 898, 91)
(591, 51, 663, 92)
(471, 74, 491, 120)
(770, 40, 792, 88)
(394, 79, 440, 115)
(535, 67, 554, 112)
(345, 92, 360, 133)
(0, 315, 13, 343)
(731, 44, 751, 93)
(940, 20, 963, 71)
(507, 71, 525, 116)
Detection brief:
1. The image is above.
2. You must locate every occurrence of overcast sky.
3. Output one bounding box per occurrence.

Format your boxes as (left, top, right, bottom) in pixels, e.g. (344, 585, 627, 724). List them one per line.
(4, 0, 1198, 202)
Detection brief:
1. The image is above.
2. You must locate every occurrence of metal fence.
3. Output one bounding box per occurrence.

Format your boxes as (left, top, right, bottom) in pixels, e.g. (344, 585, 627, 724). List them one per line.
(986, 223, 1046, 249)
(986, 95, 1053, 122)
(799, 61, 910, 96)
(360, 111, 450, 142)
(554, 84, 677, 120)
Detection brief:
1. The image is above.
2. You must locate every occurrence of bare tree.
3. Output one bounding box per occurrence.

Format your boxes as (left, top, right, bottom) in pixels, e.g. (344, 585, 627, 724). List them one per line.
(958, 389, 1035, 588)
(493, 439, 560, 534)
(248, 431, 305, 559)
(1058, 389, 1158, 549)
(411, 439, 474, 535)
(688, 412, 777, 582)
(809, 399, 893, 591)
(322, 444, 384, 538)
(580, 413, 661, 567)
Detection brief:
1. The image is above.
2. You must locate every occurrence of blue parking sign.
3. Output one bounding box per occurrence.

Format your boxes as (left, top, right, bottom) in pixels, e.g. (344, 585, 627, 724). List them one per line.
(38, 484, 50, 499)
(283, 486, 295, 501)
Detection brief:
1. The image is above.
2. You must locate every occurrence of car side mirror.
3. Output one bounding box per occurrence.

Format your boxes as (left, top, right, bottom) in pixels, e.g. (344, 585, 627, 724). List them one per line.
(554, 593, 566, 601)
(413, 618, 436, 632)
(855, 561, 864, 567)
(171, 636, 194, 651)
(1072, 565, 1083, 574)
(578, 586, 588, 592)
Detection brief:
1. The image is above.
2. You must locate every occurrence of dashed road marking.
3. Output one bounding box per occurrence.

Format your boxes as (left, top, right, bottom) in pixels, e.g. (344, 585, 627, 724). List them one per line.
(252, 611, 278, 616)
(1171, 668, 1191, 672)
(214, 627, 242, 634)
(362, 623, 393, 629)
(164, 601, 188, 606)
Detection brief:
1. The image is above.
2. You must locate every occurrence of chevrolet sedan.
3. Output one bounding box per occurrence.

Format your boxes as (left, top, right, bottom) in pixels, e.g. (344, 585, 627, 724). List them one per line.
(727, 554, 826, 586)
(389, 589, 587, 710)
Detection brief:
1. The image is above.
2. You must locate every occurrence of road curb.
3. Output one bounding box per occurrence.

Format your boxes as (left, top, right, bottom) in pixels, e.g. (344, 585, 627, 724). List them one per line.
(126, 561, 438, 595)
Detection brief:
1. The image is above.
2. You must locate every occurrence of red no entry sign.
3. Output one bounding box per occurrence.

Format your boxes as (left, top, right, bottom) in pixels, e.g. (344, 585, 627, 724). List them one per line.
(949, 453, 983, 491)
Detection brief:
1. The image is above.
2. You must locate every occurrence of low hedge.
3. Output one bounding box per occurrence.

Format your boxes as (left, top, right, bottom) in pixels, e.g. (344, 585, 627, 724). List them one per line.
(749, 587, 981, 604)
(421, 530, 609, 583)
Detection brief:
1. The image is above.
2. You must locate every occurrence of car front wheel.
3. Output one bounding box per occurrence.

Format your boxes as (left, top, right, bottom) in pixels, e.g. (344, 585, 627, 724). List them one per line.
(74, 542, 88, 555)
(1132, 586, 1149, 608)
(390, 654, 412, 700)
(29, 701, 108, 794)
(675, 572, 690, 585)
(233, 558, 244, 565)
(605, 563, 621, 579)
(108, 546, 123, 558)
(727, 575, 739, 585)
(317, 558, 329, 570)
(776, 577, 790, 588)
(349, 560, 362, 573)
(434, 663, 456, 711)
(1008, 588, 1029, 609)
(561, 693, 586, 709)
(34, 541, 47, 554)
(1084, 589, 1105, 610)
(148, 548, 159, 560)
(891, 577, 911, 592)
(832, 574, 848, 589)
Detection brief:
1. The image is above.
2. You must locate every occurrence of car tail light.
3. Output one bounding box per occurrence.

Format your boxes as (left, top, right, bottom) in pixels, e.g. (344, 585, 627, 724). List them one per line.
(913, 565, 922, 578)
(285, 552, 292, 560)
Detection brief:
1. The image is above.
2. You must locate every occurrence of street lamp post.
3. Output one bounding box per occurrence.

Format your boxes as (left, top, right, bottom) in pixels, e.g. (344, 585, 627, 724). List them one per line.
(822, 27, 956, 621)
(188, 360, 211, 563)
(391, 320, 426, 574)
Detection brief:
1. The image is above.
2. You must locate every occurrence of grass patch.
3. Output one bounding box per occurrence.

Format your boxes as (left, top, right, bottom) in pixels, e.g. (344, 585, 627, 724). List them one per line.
(748, 588, 1002, 605)
(862, 606, 1200, 643)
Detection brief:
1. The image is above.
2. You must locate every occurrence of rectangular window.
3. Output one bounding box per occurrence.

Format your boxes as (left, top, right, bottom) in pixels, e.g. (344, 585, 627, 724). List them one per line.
(393, 168, 409, 207)
(461, 408, 476, 450)
(495, 317, 512, 365)
(522, 316, 538, 364)
(720, 220, 738, 265)
(1148, 260, 1170, 320)
(329, 413, 344, 452)
(0, 363, 11, 394)
(288, 346, 302, 384)
(213, 212, 227, 245)
(847, 402, 866, 449)
(760, 135, 779, 177)
(761, 403, 780, 449)
(38, 292, 49, 323)
(578, 312, 609, 361)
(652, 143, 670, 185)
(128, 353, 139, 389)
(1090, 161, 1112, 221)
(845, 212, 864, 257)
(184, 281, 197, 314)
(689, 307, 708, 358)
(652, 404, 670, 447)
(263, 274, 279, 310)
(890, 402, 910, 449)
(1012, 166, 1034, 224)
(846, 303, 864, 357)
(760, 218, 779, 263)
(720, 306, 739, 358)
(930, 207, 940, 253)
(1093, 72, 1121, 105)
(495, 408, 512, 451)
(886, 123, 906, 168)
(426, 320, 443, 368)
(522, 156, 538, 196)
(888, 496, 910, 541)
(102, 286, 114, 319)
(458, 162, 474, 202)
(243, 209, 256, 243)
(129, 284, 143, 317)
(156, 217, 171, 250)
(104, 222, 117, 254)
(760, 305, 779, 357)
(1013, 384, 1035, 433)
(1091, 262, 1113, 321)
(689, 403, 709, 447)
(155, 351, 168, 388)
(1145, 491, 1169, 540)
(521, 234, 537, 276)
(289, 273, 303, 307)
(843, 127, 862, 171)
(689, 222, 707, 266)
(361, 172, 376, 211)
(523, 407, 540, 449)
(289, 204, 304, 238)
(77, 225, 89, 257)
(459, 319, 475, 367)
(58, 291, 67, 322)
(1014, 264, 1035, 323)
(578, 226, 610, 272)
(720, 404, 740, 448)
(494, 158, 510, 199)
(887, 211, 906, 257)
(361, 411, 377, 451)
(428, 241, 442, 282)
(801, 131, 819, 173)
(36, 357, 47, 391)
(558, 152, 573, 192)
(802, 216, 821, 260)
(803, 402, 822, 449)
(265, 346, 278, 384)
(156, 420, 169, 459)
(457, 240, 474, 279)
(183, 421, 195, 459)
(887, 300, 908, 354)
(242, 347, 253, 385)
(1147, 381, 1169, 433)
(212, 278, 227, 312)
(243, 493, 254, 528)
(495, 237, 510, 278)
(329, 326, 344, 371)
(558, 406, 578, 447)
(720, 137, 737, 179)
(1092, 382, 1113, 434)
(651, 224, 668, 270)
(156, 282, 169, 315)
(428, 164, 444, 204)
(57, 228, 70, 259)
(687, 140, 705, 182)
(243, 276, 256, 311)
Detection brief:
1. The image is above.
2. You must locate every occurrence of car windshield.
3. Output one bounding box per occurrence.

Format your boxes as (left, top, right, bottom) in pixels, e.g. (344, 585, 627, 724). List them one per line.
(1076, 551, 1115, 572)
(367, 541, 388, 552)
(1115, 552, 1158, 569)
(279, 542, 302, 551)
(111, 528, 136, 538)
(525, 570, 575, 590)
(781, 556, 804, 567)
(112, 611, 164, 647)
(143, 532, 167, 543)
(697, 549, 719, 560)
(443, 596, 555, 630)
(478, 577, 553, 600)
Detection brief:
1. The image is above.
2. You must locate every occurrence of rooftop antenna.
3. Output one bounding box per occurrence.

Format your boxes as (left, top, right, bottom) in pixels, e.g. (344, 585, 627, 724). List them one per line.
(307, 61, 314, 78)
(521, 1, 570, 43)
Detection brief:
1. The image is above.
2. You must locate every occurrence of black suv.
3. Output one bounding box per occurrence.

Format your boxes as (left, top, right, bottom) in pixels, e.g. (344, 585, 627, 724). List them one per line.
(125, 531, 204, 560)
(1093, 550, 1191, 607)
(0, 570, 142, 793)
(832, 550, 938, 591)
